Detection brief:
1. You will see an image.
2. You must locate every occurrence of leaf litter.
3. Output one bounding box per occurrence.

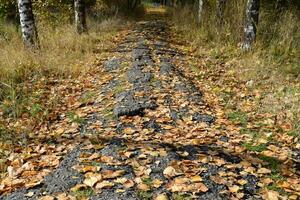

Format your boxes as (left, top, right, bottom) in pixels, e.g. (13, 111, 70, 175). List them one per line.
(0, 19, 299, 200)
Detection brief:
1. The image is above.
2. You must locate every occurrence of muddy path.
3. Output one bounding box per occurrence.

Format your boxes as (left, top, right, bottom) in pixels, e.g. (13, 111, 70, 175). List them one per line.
(1, 20, 291, 200)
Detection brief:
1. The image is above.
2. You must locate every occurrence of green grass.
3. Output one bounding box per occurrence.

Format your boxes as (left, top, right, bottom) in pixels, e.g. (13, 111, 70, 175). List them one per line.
(102, 106, 115, 120)
(240, 128, 260, 138)
(259, 155, 280, 174)
(72, 187, 94, 199)
(287, 128, 300, 141)
(243, 142, 267, 153)
(0, 125, 15, 144)
(0, 86, 26, 118)
(266, 184, 287, 195)
(67, 111, 85, 125)
(113, 85, 125, 94)
(270, 172, 286, 181)
(227, 110, 248, 126)
(137, 191, 153, 200)
(142, 177, 153, 186)
(189, 65, 201, 74)
(80, 91, 96, 104)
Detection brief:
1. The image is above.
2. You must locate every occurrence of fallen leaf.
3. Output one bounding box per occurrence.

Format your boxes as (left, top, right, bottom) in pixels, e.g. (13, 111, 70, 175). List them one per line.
(95, 181, 114, 189)
(237, 179, 248, 185)
(137, 183, 150, 191)
(83, 176, 99, 187)
(229, 185, 240, 193)
(123, 127, 135, 134)
(163, 166, 181, 178)
(124, 179, 135, 188)
(264, 190, 279, 200)
(191, 175, 202, 183)
(152, 179, 163, 188)
(39, 196, 55, 200)
(194, 182, 208, 192)
(155, 193, 169, 200)
(257, 168, 271, 174)
(25, 191, 34, 197)
(102, 170, 125, 179)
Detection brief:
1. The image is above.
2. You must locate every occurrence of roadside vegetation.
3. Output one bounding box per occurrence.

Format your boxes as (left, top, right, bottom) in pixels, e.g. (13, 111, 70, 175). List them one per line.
(168, 1, 300, 143)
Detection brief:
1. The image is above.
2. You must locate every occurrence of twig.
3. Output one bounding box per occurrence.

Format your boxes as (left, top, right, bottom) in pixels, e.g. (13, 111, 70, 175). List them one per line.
(0, 82, 12, 89)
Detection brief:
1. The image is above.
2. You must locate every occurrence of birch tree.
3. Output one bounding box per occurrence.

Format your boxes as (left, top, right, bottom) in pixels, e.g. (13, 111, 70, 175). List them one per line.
(74, 0, 87, 34)
(17, 0, 39, 48)
(242, 0, 260, 50)
(197, 0, 203, 25)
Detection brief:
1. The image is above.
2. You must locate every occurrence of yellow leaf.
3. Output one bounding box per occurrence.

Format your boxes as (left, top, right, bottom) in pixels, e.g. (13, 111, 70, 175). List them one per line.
(155, 194, 169, 200)
(191, 175, 202, 183)
(123, 127, 135, 134)
(102, 170, 125, 179)
(152, 179, 163, 188)
(74, 165, 99, 173)
(264, 190, 279, 200)
(257, 168, 271, 174)
(83, 176, 99, 187)
(137, 183, 150, 191)
(39, 196, 55, 200)
(229, 185, 240, 193)
(95, 181, 114, 189)
(237, 179, 248, 185)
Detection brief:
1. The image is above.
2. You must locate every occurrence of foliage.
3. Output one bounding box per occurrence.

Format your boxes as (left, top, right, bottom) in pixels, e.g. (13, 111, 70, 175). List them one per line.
(0, 0, 16, 21)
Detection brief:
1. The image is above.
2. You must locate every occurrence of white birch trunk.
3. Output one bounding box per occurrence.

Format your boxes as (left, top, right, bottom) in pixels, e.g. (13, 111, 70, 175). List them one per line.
(17, 0, 39, 48)
(242, 0, 260, 50)
(197, 0, 203, 25)
(74, 0, 87, 34)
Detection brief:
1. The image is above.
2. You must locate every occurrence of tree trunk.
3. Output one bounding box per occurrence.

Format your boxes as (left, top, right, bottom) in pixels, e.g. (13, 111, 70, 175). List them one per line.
(74, 0, 87, 34)
(197, 0, 203, 25)
(216, 0, 226, 26)
(242, 0, 260, 50)
(17, 0, 39, 48)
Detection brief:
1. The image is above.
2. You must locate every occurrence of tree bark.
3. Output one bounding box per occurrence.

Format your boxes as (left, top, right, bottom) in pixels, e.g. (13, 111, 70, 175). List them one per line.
(242, 0, 260, 50)
(74, 0, 87, 34)
(216, 0, 226, 26)
(197, 0, 203, 25)
(17, 0, 39, 48)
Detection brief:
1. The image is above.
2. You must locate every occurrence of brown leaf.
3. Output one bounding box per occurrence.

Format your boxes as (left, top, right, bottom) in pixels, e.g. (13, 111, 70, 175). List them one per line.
(95, 181, 114, 189)
(39, 196, 55, 200)
(124, 179, 135, 189)
(257, 168, 271, 174)
(137, 183, 150, 191)
(102, 170, 125, 179)
(229, 185, 240, 193)
(193, 182, 208, 192)
(263, 190, 279, 200)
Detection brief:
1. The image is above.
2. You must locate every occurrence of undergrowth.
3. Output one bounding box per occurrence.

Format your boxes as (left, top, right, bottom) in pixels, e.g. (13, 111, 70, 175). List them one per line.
(0, 17, 122, 116)
(168, 2, 300, 139)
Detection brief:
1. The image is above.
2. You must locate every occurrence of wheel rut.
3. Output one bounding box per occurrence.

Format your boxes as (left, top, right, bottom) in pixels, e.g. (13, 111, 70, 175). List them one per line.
(1, 20, 263, 200)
